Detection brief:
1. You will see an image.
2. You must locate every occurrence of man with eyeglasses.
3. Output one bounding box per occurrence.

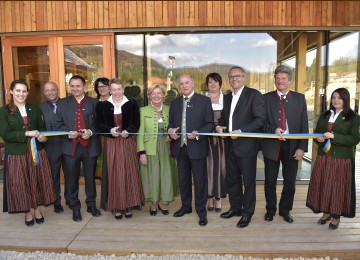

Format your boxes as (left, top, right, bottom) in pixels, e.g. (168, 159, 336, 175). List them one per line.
(216, 66, 266, 228)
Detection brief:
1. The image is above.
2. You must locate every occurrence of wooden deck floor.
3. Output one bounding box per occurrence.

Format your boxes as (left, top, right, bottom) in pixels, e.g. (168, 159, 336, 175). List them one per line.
(0, 172, 359, 259)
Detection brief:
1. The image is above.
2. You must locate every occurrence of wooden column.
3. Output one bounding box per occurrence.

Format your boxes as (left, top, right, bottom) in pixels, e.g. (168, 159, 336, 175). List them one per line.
(314, 32, 324, 116)
(295, 33, 307, 94)
(294, 33, 307, 169)
(311, 32, 326, 169)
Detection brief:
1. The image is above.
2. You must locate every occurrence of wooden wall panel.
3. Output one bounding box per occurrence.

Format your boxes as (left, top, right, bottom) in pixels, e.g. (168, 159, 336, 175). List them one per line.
(167, 1, 176, 27)
(0, 1, 359, 34)
(67, 1, 77, 30)
(154, 1, 163, 27)
(116, 1, 126, 28)
(145, 1, 155, 28)
(13, 2, 21, 32)
(223, 1, 233, 26)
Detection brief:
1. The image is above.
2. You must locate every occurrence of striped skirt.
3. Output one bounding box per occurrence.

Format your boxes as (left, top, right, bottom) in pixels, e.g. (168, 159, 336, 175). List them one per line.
(106, 136, 144, 211)
(5, 143, 56, 213)
(306, 153, 356, 218)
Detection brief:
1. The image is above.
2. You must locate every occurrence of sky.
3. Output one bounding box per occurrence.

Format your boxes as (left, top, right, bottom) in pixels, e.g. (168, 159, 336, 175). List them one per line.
(116, 33, 277, 72)
(116, 32, 359, 73)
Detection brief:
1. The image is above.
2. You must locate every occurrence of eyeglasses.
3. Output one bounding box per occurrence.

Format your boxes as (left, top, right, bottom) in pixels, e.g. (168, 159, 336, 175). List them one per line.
(97, 84, 108, 89)
(229, 74, 245, 80)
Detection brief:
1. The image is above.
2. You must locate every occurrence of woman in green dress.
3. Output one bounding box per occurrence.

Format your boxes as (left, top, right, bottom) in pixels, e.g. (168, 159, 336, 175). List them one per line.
(137, 84, 178, 216)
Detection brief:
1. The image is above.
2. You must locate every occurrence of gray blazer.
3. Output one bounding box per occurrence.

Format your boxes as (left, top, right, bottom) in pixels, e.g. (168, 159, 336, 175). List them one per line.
(39, 100, 63, 147)
(261, 91, 309, 161)
(55, 95, 101, 157)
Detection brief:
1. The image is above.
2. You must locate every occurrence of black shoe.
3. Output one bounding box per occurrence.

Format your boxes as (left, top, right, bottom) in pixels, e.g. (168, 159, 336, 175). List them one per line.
(237, 216, 251, 228)
(114, 209, 122, 220)
(317, 215, 331, 225)
(114, 214, 122, 220)
(158, 205, 169, 215)
(25, 216, 34, 227)
(173, 208, 192, 217)
(220, 210, 242, 219)
(329, 220, 340, 230)
(54, 204, 64, 213)
(199, 217, 208, 226)
(35, 213, 44, 224)
(264, 212, 274, 222)
(279, 212, 294, 223)
(149, 206, 157, 216)
(125, 208, 132, 219)
(73, 210, 82, 222)
(87, 207, 101, 217)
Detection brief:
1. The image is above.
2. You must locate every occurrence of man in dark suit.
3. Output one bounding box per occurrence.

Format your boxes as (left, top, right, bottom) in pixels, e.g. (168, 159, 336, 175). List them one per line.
(55, 75, 101, 222)
(168, 74, 214, 226)
(261, 65, 309, 223)
(217, 66, 266, 228)
(39, 81, 66, 214)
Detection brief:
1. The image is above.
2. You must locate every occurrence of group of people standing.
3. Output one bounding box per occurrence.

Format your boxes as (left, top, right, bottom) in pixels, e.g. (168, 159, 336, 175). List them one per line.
(0, 64, 358, 230)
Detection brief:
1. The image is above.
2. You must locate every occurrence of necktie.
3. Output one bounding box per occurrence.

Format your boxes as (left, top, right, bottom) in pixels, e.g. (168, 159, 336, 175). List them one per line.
(52, 103, 57, 113)
(181, 97, 189, 147)
(280, 95, 286, 130)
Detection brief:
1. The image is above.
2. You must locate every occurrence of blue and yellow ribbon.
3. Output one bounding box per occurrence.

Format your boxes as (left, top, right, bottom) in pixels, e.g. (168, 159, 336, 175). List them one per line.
(322, 139, 331, 153)
(30, 131, 71, 166)
(30, 131, 328, 166)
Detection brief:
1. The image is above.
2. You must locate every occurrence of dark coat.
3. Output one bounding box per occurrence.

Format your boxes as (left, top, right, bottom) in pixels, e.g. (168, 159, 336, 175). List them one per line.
(0, 103, 46, 155)
(218, 86, 266, 157)
(95, 99, 140, 137)
(168, 93, 214, 159)
(55, 95, 101, 157)
(314, 111, 360, 158)
(261, 91, 309, 161)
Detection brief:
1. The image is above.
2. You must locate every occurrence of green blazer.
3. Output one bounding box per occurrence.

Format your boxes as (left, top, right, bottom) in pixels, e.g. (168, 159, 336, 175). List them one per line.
(0, 103, 46, 155)
(137, 105, 169, 156)
(314, 111, 360, 158)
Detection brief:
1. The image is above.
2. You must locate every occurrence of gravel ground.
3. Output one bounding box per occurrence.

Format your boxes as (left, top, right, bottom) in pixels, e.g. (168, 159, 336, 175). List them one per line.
(0, 251, 338, 260)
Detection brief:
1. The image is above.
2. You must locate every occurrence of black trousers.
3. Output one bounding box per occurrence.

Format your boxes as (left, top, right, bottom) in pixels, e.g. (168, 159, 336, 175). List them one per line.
(177, 145, 208, 219)
(264, 141, 298, 215)
(226, 148, 257, 217)
(63, 145, 97, 211)
(45, 143, 66, 206)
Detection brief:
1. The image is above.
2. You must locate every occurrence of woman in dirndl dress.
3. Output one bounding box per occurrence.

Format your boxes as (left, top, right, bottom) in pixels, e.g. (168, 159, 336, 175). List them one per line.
(306, 88, 360, 229)
(0, 80, 56, 226)
(137, 84, 178, 216)
(205, 73, 227, 212)
(95, 78, 144, 220)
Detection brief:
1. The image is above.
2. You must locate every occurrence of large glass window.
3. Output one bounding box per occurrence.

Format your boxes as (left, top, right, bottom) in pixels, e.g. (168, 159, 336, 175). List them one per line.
(145, 33, 277, 95)
(12, 46, 50, 105)
(327, 32, 359, 109)
(116, 33, 277, 107)
(64, 44, 103, 98)
(115, 34, 145, 107)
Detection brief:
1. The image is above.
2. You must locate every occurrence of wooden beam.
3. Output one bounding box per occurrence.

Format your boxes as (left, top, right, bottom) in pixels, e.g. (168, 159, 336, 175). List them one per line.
(295, 33, 307, 94)
(314, 32, 324, 116)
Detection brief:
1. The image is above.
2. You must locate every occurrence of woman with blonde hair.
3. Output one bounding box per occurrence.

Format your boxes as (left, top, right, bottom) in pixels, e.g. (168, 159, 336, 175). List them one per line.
(137, 84, 178, 216)
(95, 78, 144, 220)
